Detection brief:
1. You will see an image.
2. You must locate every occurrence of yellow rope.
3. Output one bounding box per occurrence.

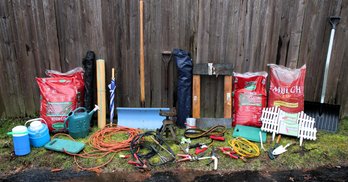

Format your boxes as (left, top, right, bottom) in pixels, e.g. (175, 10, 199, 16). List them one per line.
(228, 137, 260, 158)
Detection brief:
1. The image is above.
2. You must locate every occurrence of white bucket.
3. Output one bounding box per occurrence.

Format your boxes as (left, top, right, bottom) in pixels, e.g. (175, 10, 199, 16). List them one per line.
(186, 118, 196, 129)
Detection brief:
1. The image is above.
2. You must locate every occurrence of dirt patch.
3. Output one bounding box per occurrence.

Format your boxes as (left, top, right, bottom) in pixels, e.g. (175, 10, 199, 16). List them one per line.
(144, 172, 180, 182)
(1, 168, 92, 182)
(272, 166, 348, 181)
(2, 166, 348, 182)
(194, 171, 269, 182)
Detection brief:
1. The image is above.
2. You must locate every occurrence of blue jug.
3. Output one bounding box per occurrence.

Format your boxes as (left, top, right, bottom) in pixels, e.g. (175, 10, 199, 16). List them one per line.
(25, 118, 50, 147)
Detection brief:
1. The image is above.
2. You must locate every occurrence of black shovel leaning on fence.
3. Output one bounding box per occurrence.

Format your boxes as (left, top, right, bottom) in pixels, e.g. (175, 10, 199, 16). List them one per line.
(304, 16, 341, 133)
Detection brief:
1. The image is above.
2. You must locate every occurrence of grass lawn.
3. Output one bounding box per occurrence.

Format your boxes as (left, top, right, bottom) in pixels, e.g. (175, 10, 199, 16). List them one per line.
(1, 117, 348, 176)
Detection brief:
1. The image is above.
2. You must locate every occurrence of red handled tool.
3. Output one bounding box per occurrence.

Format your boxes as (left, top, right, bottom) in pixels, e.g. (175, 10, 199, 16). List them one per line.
(195, 145, 208, 155)
(177, 154, 193, 162)
(120, 154, 131, 159)
(128, 153, 147, 169)
(218, 147, 239, 159)
(210, 135, 225, 141)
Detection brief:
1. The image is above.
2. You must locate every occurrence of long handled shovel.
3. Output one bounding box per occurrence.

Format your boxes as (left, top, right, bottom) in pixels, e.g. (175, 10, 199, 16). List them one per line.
(140, 0, 145, 107)
(116, 1, 170, 129)
(304, 16, 341, 132)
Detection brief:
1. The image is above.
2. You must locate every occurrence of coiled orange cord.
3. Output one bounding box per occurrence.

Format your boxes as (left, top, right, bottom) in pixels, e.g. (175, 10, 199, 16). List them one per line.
(53, 125, 141, 173)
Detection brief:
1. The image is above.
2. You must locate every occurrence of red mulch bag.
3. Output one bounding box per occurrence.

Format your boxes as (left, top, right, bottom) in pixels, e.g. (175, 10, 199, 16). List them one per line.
(45, 67, 84, 107)
(268, 64, 306, 113)
(233, 71, 268, 127)
(36, 77, 78, 132)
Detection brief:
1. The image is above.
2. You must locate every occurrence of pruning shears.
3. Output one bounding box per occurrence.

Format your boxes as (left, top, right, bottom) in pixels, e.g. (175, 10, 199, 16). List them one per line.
(177, 154, 196, 162)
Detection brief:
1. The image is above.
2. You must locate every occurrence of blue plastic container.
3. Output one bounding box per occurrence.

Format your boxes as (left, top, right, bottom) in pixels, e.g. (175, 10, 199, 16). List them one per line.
(117, 107, 170, 129)
(12, 126, 31, 156)
(26, 118, 50, 147)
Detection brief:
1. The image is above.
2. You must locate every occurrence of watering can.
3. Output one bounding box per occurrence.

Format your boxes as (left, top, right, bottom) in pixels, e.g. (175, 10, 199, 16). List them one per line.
(64, 105, 99, 138)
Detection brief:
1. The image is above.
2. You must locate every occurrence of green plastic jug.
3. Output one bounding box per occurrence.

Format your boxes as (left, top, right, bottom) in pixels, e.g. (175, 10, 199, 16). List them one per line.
(64, 105, 98, 138)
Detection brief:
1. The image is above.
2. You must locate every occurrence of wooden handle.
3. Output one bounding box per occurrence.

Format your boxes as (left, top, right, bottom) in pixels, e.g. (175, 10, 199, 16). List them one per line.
(276, 135, 281, 143)
(112, 68, 115, 80)
(139, 0, 145, 107)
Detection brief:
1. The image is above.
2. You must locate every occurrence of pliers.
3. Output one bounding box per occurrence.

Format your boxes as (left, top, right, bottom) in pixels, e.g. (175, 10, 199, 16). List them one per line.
(177, 154, 197, 162)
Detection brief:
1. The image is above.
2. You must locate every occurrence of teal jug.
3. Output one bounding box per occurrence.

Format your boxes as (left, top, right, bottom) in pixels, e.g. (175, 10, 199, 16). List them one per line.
(64, 105, 99, 138)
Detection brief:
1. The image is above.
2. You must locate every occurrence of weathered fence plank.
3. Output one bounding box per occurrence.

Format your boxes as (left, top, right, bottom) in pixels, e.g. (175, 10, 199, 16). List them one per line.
(0, 0, 348, 118)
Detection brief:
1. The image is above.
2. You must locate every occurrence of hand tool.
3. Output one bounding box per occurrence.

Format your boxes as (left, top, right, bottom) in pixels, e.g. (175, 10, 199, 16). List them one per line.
(149, 136, 175, 158)
(272, 143, 292, 155)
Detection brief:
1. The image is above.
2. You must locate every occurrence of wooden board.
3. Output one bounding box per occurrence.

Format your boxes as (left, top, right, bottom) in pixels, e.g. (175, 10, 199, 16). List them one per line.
(96, 59, 106, 129)
(224, 76, 232, 118)
(192, 75, 201, 118)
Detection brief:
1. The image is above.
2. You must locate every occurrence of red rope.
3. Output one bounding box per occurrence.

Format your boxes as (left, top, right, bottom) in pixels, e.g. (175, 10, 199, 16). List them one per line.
(52, 125, 141, 173)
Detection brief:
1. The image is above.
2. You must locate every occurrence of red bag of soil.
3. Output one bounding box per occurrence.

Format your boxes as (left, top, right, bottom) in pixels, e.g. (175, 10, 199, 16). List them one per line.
(233, 71, 268, 127)
(45, 67, 84, 107)
(36, 77, 78, 132)
(268, 64, 306, 113)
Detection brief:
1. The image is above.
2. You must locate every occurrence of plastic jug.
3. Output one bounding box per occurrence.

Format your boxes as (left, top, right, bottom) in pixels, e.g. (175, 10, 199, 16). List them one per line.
(25, 118, 50, 147)
(64, 105, 98, 138)
(186, 118, 196, 129)
(11, 126, 30, 156)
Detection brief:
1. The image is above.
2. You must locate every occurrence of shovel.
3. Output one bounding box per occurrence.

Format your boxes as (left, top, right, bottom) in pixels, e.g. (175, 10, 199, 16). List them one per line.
(162, 51, 172, 107)
(272, 143, 292, 156)
(304, 16, 341, 132)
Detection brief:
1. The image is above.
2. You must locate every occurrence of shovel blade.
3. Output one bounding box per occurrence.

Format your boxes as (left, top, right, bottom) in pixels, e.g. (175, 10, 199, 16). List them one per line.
(117, 107, 170, 129)
(304, 101, 340, 133)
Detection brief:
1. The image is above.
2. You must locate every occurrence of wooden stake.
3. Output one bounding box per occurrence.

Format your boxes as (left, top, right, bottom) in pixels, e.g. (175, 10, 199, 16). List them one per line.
(192, 75, 201, 118)
(224, 76, 233, 118)
(112, 68, 115, 80)
(97, 59, 106, 129)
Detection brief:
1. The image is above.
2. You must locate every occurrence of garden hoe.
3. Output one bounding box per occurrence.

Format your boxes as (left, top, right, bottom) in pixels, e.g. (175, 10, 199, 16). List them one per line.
(304, 16, 341, 132)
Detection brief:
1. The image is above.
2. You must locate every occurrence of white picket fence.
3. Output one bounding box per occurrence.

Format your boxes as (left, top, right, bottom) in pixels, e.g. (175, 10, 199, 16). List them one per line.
(260, 107, 317, 146)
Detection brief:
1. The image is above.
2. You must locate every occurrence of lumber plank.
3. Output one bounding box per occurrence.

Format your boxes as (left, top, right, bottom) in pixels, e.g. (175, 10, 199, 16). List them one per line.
(192, 75, 201, 118)
(224, 76, 233, 118)
(97, 59, 106, 129)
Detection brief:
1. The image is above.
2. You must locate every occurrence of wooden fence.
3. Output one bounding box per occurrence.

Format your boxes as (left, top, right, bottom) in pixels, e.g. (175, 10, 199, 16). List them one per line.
(0, 0, 348, 118)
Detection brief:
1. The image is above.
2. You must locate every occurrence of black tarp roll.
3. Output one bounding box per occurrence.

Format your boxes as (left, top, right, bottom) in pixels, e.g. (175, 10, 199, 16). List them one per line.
(82, 51, 96, 113)
(173, 49, 193, 128)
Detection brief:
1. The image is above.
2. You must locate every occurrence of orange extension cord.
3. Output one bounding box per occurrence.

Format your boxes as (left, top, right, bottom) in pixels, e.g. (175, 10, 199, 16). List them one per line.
(52, 125, 141, 173)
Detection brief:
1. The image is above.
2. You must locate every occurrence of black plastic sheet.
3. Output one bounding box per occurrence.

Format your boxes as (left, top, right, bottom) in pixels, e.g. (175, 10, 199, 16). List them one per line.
(173, 49, 193, 128)
(82, 51, 96, 113)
